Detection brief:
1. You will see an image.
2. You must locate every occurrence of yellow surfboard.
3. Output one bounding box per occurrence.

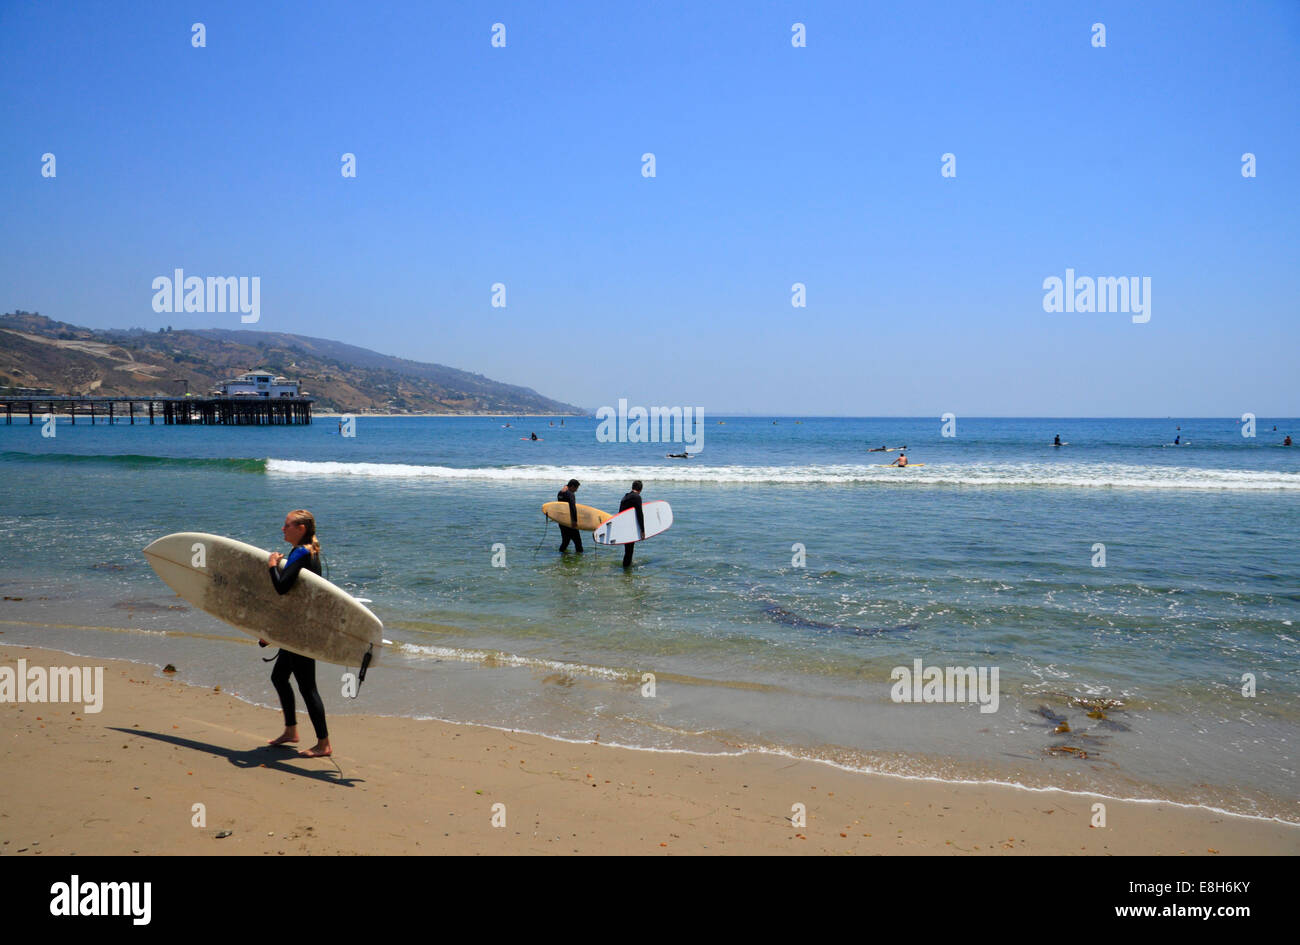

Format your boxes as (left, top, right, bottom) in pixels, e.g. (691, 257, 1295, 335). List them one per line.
(543, 501, 614, 531)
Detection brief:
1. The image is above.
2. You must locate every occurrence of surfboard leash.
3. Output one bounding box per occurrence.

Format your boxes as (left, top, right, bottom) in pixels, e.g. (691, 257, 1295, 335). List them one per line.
(358, 644, 373, 689)
(533, 517, 552, 556)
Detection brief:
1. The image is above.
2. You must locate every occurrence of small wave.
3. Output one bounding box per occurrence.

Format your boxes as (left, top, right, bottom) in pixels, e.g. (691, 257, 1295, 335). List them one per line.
(0, 451, 267, 473)
(397, 642, 639, 682)
(266, 458, 1300, 491)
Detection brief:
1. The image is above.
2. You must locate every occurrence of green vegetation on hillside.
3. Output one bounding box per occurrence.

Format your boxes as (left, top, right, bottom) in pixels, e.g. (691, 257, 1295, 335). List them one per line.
(0, 312, 581, 414)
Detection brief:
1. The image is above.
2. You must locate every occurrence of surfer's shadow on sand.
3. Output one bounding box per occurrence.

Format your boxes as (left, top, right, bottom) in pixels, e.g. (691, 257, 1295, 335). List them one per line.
(109, 727, 362, 786)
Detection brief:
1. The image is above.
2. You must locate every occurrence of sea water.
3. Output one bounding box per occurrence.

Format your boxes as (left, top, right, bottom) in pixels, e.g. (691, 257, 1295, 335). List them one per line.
(1, 416, 1297, 822)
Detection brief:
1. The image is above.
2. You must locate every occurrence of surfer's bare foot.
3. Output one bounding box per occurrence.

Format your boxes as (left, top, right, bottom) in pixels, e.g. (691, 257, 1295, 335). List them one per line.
(268, 727, 299, 747)
(299, 739, 332, 758)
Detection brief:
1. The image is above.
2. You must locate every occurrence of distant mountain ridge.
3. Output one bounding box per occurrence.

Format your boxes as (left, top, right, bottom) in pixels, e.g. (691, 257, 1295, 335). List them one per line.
(0, 311, 581, 414)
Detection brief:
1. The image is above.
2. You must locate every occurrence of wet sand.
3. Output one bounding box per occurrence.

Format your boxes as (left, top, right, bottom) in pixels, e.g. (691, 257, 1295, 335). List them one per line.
(1, 644, 1295, 856)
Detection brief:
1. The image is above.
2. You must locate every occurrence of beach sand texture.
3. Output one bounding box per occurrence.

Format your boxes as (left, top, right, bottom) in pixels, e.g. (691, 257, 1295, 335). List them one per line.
(2, 645, 1295, 856)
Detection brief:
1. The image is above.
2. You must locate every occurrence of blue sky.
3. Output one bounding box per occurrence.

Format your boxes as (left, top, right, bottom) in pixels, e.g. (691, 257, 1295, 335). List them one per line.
(2, 0, 1297, 415)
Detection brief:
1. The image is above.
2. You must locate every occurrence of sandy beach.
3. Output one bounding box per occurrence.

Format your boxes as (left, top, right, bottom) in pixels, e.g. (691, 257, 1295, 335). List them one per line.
(2, 643, 1295, 856)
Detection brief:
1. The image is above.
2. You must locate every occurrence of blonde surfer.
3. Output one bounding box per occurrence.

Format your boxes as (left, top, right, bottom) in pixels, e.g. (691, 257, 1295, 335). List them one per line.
(264, 509, 332, 758)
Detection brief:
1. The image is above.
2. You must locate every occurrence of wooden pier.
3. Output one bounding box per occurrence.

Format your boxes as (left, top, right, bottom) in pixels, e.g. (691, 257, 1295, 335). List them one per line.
(0, 395, 314, 426)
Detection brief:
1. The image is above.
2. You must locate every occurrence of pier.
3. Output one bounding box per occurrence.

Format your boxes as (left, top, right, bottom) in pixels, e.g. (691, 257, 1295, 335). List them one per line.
(0, 395, 314, 426)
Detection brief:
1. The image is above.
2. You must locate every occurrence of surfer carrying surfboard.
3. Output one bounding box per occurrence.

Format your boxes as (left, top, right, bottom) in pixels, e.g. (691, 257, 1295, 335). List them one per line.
(265, 509, 332, 758)
(619, 481, 646, 568)
(557, 479, 583, 553)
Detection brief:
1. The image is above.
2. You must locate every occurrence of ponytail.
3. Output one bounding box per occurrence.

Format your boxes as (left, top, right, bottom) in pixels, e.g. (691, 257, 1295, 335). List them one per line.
(287, 509, 321, 557)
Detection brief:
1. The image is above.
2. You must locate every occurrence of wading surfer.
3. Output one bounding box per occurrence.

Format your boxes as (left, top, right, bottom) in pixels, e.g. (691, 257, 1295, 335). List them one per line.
(619, 481, 645, 568)
(557, 479, 583, 553)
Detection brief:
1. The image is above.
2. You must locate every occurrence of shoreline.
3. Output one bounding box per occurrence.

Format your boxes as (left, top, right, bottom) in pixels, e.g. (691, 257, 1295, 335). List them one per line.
(4, 598, 1298, 829)
(3, 642, 1296, 855)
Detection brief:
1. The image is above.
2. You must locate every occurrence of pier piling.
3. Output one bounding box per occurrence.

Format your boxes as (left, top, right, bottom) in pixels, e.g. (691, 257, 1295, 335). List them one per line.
(0, 395, 313, 427)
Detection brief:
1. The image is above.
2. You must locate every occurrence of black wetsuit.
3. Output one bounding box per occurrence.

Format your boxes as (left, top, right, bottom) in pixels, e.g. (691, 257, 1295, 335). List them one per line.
(557, 487, 583, 553)
(267, 545, 328, 740)
(619, 491, 645, 567)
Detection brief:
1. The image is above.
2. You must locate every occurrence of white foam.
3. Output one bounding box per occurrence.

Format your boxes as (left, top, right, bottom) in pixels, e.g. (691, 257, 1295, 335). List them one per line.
(265, 459, 1300, 491)
(397, 642, 637, 682)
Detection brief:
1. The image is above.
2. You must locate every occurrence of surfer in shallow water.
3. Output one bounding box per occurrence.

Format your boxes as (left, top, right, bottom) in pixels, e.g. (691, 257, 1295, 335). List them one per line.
(619, 481, 645, 568)
(557, 479, 583, 553)
(263, 509, 331, 758)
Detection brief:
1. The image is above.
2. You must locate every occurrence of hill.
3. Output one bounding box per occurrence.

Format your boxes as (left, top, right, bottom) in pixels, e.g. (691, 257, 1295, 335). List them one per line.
(0, 311, 581, 414)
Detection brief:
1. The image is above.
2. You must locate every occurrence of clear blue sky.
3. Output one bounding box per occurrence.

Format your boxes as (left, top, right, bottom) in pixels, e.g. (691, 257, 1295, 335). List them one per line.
(2, 0, 1297, 415)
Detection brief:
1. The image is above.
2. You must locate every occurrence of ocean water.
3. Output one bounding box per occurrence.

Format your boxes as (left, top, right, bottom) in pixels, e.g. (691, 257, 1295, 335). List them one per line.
(1, 415, 1297, 823)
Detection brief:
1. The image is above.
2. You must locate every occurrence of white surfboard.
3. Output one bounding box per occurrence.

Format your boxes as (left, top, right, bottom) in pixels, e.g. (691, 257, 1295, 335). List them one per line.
(142, 532, 383, 668)
(593, 500, 673, 545)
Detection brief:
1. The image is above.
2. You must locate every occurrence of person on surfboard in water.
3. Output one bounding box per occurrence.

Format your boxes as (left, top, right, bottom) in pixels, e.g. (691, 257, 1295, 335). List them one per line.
(263, 509, 331, 758)
(891, 452, 909, 467)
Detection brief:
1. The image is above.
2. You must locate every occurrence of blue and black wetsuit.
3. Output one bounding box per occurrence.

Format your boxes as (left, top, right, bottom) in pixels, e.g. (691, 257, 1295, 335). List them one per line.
(267, 545, 328, 740)
(618, 491, 644, 568)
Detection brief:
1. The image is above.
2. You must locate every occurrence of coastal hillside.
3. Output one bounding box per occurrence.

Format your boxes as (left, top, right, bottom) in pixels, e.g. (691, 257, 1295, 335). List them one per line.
(0, 311, 581, 414)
